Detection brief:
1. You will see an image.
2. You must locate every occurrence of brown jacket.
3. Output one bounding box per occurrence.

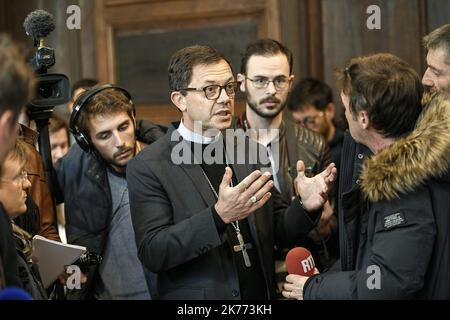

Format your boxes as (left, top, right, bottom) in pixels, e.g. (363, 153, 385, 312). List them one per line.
(20, 125, 60, 241)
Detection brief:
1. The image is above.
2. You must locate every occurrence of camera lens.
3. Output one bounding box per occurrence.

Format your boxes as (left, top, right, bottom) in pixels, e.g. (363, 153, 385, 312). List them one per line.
(30, 74, 70, 107)
(38, 84, 54, 98)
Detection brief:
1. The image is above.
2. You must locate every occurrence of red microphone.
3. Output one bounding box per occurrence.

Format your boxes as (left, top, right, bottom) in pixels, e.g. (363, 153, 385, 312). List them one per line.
(285, 247, 316, 276)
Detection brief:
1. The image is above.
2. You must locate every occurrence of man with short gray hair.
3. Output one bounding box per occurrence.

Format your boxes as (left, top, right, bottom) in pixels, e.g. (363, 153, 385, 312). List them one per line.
(284, 53, 450, 300)
(423, 23, 450, 93)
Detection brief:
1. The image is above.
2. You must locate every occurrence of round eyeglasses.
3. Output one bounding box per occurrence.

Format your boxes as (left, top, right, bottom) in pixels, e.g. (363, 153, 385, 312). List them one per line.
(245, 76, 292, 91)
(178, 81, 240, 100)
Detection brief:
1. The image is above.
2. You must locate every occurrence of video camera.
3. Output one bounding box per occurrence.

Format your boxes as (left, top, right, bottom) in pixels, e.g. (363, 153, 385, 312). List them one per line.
(24, 9, 71, 118)
(23, 9, 71, 210)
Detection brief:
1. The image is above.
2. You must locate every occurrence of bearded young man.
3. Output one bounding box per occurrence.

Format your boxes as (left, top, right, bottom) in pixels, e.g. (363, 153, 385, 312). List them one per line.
(233, 39, 336, 281)
(58, 85, 165, 299)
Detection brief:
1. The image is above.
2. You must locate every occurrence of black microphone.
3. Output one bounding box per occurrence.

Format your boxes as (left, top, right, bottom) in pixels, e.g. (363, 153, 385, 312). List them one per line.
(23, 9, 55, 41)
(23, 9, 56, 72)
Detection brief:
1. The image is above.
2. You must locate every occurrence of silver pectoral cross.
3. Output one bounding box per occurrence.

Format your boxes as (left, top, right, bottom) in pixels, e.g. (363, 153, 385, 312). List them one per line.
(233, 232, 252, 267)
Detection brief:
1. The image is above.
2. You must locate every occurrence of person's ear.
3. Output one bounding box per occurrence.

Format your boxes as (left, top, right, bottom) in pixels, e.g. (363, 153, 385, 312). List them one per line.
(288, 75, 295, 91)
(325, 102, 336, 121)
(358, 110, 370, 130)
(237, 74, 246, 93)
(171, 91, 187, 112)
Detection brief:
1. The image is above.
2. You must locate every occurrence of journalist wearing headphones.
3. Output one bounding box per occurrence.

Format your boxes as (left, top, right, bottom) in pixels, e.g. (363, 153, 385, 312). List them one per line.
(57, 84, 166, 300)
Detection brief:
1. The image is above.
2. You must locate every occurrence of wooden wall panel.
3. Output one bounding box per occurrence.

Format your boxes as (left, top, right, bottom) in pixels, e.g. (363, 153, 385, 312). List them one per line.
(79, 0, 97, 78)
(321, 0, 427, 118)
(116, 20, 258, 105)
(0, 1, 8, 32)
(1, 0, 447, 125)
(279, 0, 305, 80)
(0, 0, 38, 46)
(95, 0, 282, 124)
(427, 0, 450, 32)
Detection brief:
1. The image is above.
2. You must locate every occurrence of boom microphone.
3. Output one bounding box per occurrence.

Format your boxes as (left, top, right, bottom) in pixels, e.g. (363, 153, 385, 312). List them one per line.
(23, 9, 57, 72)
(23, 9, 55, 41)
(285, 247, 316, 276)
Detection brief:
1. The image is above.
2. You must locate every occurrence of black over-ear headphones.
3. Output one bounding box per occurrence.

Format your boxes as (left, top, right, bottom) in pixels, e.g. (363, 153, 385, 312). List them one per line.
(69, 84, 135, 152)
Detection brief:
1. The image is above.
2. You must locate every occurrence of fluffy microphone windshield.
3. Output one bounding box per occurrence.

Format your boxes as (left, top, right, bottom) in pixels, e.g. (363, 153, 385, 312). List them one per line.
(23, 9, 55, 39)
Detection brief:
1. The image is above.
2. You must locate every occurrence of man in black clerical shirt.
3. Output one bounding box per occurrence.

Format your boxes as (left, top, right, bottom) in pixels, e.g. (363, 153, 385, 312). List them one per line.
(127, 45, 336, 300)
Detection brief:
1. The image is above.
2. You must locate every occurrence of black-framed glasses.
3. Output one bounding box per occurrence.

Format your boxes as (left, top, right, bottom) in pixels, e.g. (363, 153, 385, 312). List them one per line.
(179, 81, 240, 100)
(246, 76, 292, 91)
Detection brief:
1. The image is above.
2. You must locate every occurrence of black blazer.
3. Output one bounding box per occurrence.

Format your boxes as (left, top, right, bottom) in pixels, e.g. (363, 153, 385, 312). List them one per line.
(127, 126, 319, 300)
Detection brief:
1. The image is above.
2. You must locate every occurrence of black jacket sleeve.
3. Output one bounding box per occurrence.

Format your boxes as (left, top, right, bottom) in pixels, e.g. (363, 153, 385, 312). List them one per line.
(272, 189, 321, 248)
(304, 191, 436, 299)
(127, 158, 225, 273)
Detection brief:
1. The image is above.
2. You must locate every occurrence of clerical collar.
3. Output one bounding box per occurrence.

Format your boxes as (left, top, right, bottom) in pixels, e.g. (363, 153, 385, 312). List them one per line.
(177, 120, 221, 144)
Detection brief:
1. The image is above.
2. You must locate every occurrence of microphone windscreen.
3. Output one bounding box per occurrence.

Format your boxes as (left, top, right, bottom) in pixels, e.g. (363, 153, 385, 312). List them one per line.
(23, 10, 55, 39)
(0, 287, 33, 300)
(285, 247, 315, 276)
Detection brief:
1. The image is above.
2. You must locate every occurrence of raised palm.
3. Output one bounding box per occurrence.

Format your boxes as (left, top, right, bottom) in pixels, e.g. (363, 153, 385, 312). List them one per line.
(294, 160, 337, 212)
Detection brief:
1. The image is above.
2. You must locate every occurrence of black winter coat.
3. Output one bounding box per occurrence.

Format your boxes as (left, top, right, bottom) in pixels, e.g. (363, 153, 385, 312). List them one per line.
(304, 95, 450, 299)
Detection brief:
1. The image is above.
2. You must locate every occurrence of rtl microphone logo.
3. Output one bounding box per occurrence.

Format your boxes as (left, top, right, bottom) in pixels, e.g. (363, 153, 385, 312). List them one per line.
(285, 247, 316, 276)
(300, 255, 315, 275)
